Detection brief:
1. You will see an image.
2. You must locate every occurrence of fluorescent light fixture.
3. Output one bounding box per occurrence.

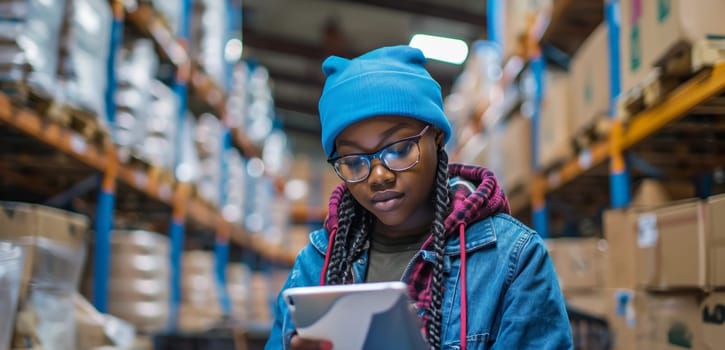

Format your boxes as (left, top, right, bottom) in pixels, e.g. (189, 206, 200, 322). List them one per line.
(409, 34, 469, 65)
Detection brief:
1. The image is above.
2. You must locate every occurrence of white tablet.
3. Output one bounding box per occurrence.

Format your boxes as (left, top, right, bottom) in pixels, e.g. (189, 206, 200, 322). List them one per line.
(282, 281, 428, 350)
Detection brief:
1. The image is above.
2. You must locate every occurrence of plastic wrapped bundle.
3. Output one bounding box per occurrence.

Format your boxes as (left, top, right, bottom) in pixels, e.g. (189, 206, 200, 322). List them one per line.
(225, 63, 249, 130)
(194, 113, 222, 206)
(190, 0, 227, 86)
(127, 79, 178, 171)
(57, 0, 112, 123)
(150, 0, 182, 35)
(0, 0, 66, 97)
(82, 230, 171, 333)
(0, 202, 89, 350)
(245, 66, 275, 146)
(0, 242, 23, 350)
(222, 149, 246, 226)
(179, 250, 223, 331)
(114, 39, 159, 161)
(175, 111, 202, 185)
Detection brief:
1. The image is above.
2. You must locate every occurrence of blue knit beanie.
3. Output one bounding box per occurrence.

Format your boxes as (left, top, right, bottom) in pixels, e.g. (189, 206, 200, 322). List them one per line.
(318, 45, 452, 156)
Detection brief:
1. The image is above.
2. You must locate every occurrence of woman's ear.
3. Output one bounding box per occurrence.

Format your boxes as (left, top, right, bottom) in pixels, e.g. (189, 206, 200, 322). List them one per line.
(435, 130, 445, 148)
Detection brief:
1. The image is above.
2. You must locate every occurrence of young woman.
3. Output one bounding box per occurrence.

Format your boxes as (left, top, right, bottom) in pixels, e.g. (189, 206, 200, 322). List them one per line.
(265, 45, 572, 350)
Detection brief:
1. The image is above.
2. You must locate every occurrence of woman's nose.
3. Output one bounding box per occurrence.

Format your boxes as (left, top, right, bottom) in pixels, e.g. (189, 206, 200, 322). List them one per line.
(367, 159, 395, 187)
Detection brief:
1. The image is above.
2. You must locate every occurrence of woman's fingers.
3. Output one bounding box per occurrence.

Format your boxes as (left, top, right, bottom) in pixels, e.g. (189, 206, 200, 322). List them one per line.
(289, 335, 333, 350)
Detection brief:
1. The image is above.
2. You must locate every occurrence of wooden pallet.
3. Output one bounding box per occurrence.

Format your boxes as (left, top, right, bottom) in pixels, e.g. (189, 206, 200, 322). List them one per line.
(619, 38, 725, 120)
(0, 81, 53, 115)
(123, 154, 174, 182)
(46, 103, 111, 150)
(572, 116, 611, 154)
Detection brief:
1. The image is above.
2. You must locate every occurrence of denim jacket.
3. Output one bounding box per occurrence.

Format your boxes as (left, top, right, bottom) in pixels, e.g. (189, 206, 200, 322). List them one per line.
(265, 213, 573, 350)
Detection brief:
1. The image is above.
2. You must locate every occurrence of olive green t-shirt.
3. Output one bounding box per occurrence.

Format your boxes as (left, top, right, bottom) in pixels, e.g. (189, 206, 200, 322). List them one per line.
(365, 232, 430, 283)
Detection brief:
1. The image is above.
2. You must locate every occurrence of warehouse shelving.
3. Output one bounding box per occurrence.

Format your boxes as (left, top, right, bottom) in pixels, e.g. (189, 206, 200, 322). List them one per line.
(455, 0, 725, 237)
(0, 0, 297, 331)
(0, 91, 297, 256)
(538, 61, 725, 196)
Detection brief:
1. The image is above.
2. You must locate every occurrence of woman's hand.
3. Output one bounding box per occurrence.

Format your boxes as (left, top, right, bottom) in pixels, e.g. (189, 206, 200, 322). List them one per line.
(289, 334, 333, 350)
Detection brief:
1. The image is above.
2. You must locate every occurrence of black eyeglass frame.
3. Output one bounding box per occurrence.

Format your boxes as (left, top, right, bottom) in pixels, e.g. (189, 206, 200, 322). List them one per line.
(327, 124, 431, 183)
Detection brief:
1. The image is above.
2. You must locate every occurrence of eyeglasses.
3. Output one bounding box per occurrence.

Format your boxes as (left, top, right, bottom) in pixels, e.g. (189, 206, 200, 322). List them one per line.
(328, 125, 431, 183)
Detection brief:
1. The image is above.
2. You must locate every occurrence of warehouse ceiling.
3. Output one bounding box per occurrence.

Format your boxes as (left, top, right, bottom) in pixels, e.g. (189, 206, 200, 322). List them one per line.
(240, 0, 604, 142)
(241, 0, 487, 137)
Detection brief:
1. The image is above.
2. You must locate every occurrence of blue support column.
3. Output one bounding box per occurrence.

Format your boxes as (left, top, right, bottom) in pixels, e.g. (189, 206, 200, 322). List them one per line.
(93, 186, 115, 312)
(533, 202, 549, 238)
(168, 0, 192, 329)
(606, 0, 631, 209)
(215, 125, 232, 316)
(530, 57, 545, 171)
(93, 2, 123, 312)
(168, 217, 185, 328)
(530, 55, 548, 237)
(214, 234, 232, 316)
(487, 0, 504, 48)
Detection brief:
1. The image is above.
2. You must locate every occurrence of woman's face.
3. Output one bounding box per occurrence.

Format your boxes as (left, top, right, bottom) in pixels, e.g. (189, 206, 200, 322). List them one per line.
(333, 116, 442, 236)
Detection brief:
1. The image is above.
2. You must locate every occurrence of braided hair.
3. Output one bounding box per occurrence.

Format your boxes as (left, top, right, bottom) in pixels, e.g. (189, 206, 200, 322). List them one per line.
(324, 147, 451, 349)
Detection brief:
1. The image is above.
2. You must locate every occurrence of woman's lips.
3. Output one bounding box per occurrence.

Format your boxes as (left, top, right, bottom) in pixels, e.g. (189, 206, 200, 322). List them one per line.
(371, 191, 404, 211)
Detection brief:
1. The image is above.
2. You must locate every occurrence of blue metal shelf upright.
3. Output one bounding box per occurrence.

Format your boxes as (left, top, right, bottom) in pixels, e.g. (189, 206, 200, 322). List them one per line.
(168, 0, 192, 329)
(93, 0, 124, 313)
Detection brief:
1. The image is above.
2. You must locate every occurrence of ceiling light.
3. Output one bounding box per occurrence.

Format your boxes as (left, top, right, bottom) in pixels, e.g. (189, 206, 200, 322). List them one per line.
(409, 34, 469, 65)
(224, 38, 243, 62)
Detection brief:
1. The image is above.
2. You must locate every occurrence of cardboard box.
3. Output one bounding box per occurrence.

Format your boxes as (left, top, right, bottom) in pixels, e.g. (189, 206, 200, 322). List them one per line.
(107, 278, 169, 302)
(619, 0, 725, 95)
(636, 292, 704, 349)
(182, 250, 214, 275)
(706, 194, 725, 288)
(75, 294, 136, 350)
(107, 300, 169, 332)
(604, 210, 640, 289)
(604, 288, 638, 350)
(501, 115, 532, 192)
(565, 289, 610, 319)
(285, 224, 311, 254)
(226, 263, 251, 286)
(604, 179, 674, 289)
(635, 200, 707, 289)
(537, 69, 573, 170)
(178, 304, 220, 332)
(110, 253, 169, 280)
(605, 289, 705, 350)
(701, 292, 725, 350)
(570, 24, 611, 135)
(111, 230, 169, 257)
(546, 238, 606, 292)
(0, 202, 89, 304)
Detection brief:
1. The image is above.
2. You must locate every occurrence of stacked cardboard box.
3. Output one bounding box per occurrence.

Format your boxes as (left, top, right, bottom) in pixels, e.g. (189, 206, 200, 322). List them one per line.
(105, 230, 170, 333)
(486, 114, 532, 194)
(569, 24, 611, 138)
(227, 263, 252, 322)
(75, 293, 136, 350)
(537, 69, 573, 170)
(249, 272, 273, 325)
(179, 250, 223, 331)
(0, 202, 89, 350)
(285, 224, 311, 255)
(546, 237, 608, 319)
(603, 182, 725, 349)
(619, 0, 725, 97)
